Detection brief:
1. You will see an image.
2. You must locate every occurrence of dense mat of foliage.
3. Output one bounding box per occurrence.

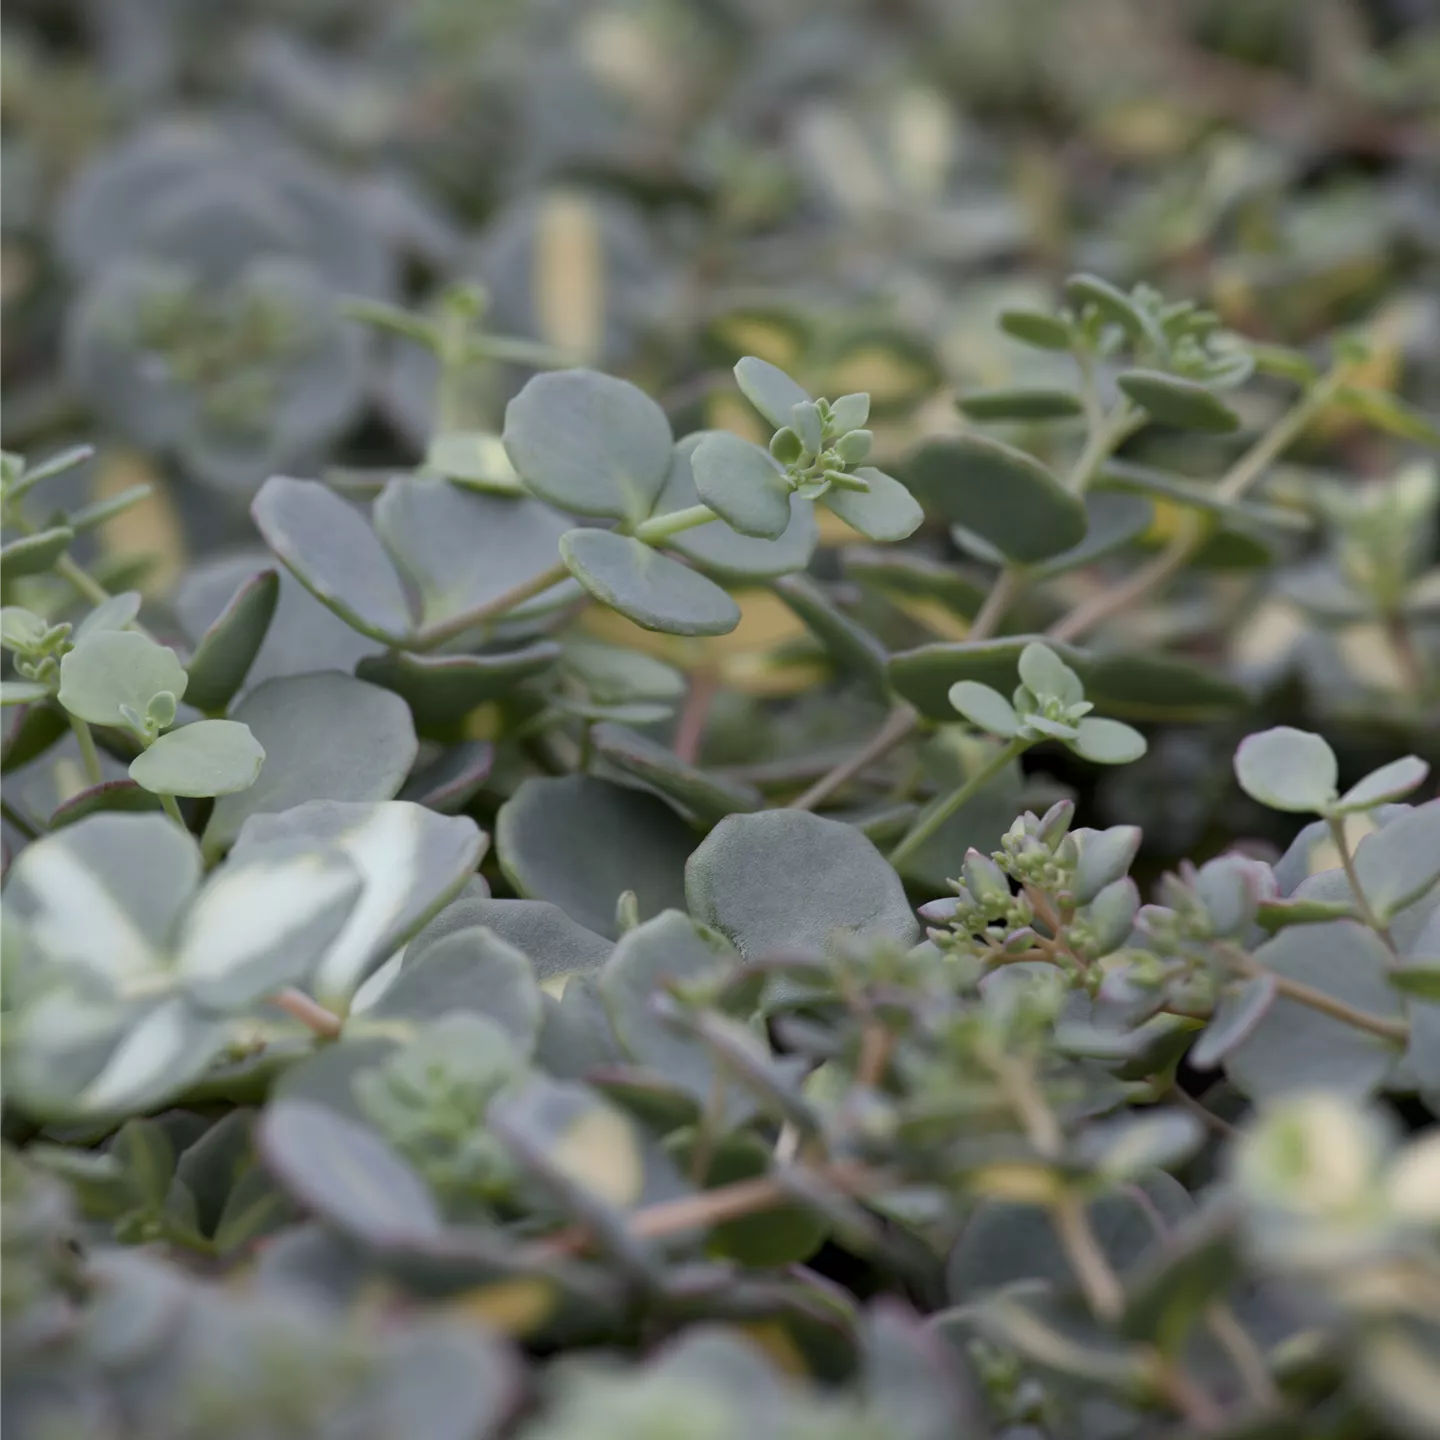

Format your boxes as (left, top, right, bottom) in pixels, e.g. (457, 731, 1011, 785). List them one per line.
(3, 2, 1440, 1437)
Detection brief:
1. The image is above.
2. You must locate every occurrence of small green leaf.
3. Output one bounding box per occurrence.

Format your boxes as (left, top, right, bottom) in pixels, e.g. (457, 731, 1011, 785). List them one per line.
(957, 388, 1084, 421)
(58, 630, 189, 728)
(1069, 717, 1147, 765)
(503, 368, 673, 524)
(734, 356, 811, 429)
(906, 435, 1086, 563)
(560, 529, 740, 637)
(1332, 386, 1440, 446)
(1018, 642, 1084, 705)
(822, 467, 925, 542)
(998, 308, 1073, 351)
(948, 681, 1021, 737)
(1391, 966, 1440, 1001)
(1116, 370, 1240, 433)
(1233, 726, 1338, 813)
(0, 526, 75, 579)
(251, 476, 414, 645)
(1333, 756, 1429, 814)
(1, 680, 51, 706)
(1064, 274, 1164, 351)
(129, 720, 265, 798)
(183, 569, 279, 714)
(425, 430, 526, 495)
(689, 431, 792, 540)
(655, 434, 818, 582)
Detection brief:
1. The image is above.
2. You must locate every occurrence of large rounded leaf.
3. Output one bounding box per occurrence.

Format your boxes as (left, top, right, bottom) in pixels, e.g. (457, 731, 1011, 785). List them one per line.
(502, 369, 673, 523)
(560, 529, 740, 637)
(403, 896, 612, 985)
(4, 813, 201, 988)
(906, 436, 1086, 563)
(251, 476, 413, 644)
(496, 776, 693, 940)
(686, 810, 918, 960)
(1225, 921, 1406, 1102)
(1233, 727, 1338, 814)
(372, 477, 573, 633)
(129, 721, 265, 798)
(231, 800, 486, 1006)
(58, 631, 188, 728)
(203, 674, 418, 854)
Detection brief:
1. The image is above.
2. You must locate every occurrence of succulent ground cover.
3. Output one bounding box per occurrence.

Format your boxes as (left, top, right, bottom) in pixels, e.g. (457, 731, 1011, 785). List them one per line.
(3, 3, 1440, 1438)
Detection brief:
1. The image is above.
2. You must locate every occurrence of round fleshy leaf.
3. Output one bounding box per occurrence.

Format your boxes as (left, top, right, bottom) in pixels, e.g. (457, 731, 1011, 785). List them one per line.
(203, 674, 417, 854)
(367, 925, 544, 1054)
(3, 813, 201, 987)
(175, 843, 362, 1012)
(948, 682, 1020, 738)
(231, 800, 487, 1007)
(502, 368, 673, 523)
(600, 910, 743, 1107)
(1063, 275, 1165, 351)
(182, 569, 279, 714)
(906, 436, 1086, 563)
(58, 631, 189, 728)
(1017, 642, 1084, 705)
(1333, 756, 1430, 814)
(258, 1099, 443, 1248)
(686, 810, 918, 961)
(956, 389, 1084, 421)
(822, 467, 925, 542)
(1352, 800, 1440, 922)
(1070, 717, 1147, 765)
(560, 529, 740, 637)
(1225, 921, 1405, 1101)
(403, 896, 612, 986)
(689, 431, 792, 540)
(1116, 370, 1240, 433)
(654, 435, 818, 581)
(497, 776, 693, 940)
(129, 720, 265, 798)
(733, 356, 811, 429)
(1233, 727, 1338, 813)
(251, 476, 413, 644)
(372, 476, 573, 634)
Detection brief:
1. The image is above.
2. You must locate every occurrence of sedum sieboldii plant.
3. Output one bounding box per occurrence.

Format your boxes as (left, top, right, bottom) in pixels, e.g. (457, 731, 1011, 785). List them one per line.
(2, 258, 1438, 1440)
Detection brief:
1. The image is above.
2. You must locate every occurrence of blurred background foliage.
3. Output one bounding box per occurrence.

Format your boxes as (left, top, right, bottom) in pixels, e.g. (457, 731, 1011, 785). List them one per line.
(3, 0, 1439, 874)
